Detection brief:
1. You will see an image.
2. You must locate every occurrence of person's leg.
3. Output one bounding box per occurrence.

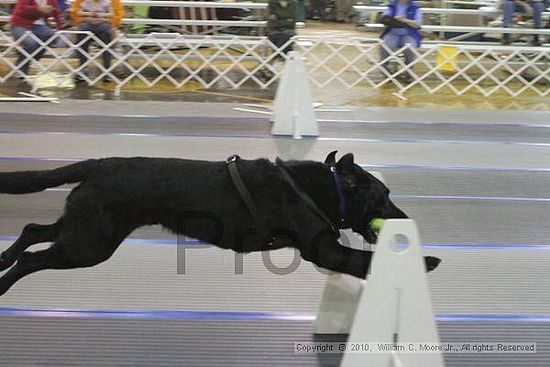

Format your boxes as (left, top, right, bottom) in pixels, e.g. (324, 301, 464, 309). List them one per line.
(312, 0, 325, 19)
(31, 24, 56, 66)
(267, 33, 282, 56)
(336, 0, 354, 22)
(268, 32, 290, 58)
(297, 0, 306, 22)
(10, 26, 39, 75)
(33, 24, 56, 44)
(502, 0, 515, 43)
(530, 1, 543, 28)
(402, 35, 417, 65)
(261, 32, 292, 80)
(76, 23, 93, 68)
(335, 0, 344, 21)
(529, 1, 544, 44)
(379, 33, 399, 71)
(401, 35, 417, 81)
(280, 31, 294, 54)
(93, 23, 113, 69)
(503, 0, 515, 27)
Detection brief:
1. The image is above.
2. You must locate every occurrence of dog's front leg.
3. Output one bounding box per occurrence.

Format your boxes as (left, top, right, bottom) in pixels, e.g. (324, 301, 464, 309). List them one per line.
(299, 237, 441, 278)
(300, 238, 373, 279)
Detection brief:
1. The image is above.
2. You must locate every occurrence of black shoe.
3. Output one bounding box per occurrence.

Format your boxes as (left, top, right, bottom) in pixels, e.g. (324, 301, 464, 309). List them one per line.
(257, 68, 275, 82)
(397, 72, 413, 83)
(74, 69, 89, 84)
(74, 74, 86, 83)
(102, 75, 113, 83)
(14, 74, 31, 87)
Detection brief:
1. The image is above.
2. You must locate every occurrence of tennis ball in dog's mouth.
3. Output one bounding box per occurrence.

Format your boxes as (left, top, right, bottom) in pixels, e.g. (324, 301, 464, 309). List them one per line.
(369, 218, 385, 233)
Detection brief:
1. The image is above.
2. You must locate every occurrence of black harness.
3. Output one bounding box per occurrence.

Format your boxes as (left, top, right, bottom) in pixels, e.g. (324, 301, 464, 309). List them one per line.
(226, 154, 261, 226)
(226, 155, 344, 240)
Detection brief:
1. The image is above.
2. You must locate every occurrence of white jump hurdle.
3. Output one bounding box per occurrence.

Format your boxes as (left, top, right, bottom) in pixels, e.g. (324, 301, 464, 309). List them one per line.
(315, 174, 444, 367)
(314, 171, 386, 335)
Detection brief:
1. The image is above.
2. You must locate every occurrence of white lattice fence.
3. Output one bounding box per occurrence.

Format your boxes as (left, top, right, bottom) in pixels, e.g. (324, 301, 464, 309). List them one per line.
(114, 34, 291, 92)
(0, 31, 290, 94)
(1, 31, 548, 97)
(0, 30, 121, 85)
(295, 37, 550, 97)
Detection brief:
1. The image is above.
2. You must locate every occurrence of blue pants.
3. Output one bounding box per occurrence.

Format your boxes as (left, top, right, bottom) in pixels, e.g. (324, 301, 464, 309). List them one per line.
(11, 24, 56, 75)
(297, 0, 305, 22)
(379, 33, 417, 69)
(503, 0, 544, 29)
(76, 23, 113, 69)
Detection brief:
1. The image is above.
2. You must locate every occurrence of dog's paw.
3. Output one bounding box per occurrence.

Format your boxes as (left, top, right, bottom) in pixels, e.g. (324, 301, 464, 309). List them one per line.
(0, 280, 11, 297)
(424, 256, 441, 272)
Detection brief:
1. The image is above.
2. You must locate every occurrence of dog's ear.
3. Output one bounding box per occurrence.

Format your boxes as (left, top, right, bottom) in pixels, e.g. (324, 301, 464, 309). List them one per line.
(324, 151, 338, 167)
(336, 153, 355, 173)
(336, 153, 357, 189)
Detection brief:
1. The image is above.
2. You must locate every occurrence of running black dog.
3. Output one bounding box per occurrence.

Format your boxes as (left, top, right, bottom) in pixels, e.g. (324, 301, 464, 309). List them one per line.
(0, 152, 440, 296)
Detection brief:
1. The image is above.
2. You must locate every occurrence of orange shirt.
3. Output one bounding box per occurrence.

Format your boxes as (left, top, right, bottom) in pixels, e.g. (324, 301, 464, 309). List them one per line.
(70, 0, 124, 28)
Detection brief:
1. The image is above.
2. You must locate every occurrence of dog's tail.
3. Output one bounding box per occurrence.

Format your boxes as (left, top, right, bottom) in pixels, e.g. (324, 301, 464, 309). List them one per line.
(0, 159, 97, 194)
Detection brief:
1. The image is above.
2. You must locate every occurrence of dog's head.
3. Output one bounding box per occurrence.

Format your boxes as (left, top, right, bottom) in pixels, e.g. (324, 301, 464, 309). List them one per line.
(324, 151, 407, 243)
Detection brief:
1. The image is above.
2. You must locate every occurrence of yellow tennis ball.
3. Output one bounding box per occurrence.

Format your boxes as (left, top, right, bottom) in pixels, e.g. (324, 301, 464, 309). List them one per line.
(370, 218, 385, 233)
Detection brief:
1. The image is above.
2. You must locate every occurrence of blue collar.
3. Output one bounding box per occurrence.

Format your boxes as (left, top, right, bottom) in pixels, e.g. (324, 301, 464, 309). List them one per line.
(331, 168, 346, 222)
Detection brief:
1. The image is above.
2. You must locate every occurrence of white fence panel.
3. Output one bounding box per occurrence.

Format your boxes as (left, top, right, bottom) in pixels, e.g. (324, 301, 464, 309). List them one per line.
(1, 31, 548, 97)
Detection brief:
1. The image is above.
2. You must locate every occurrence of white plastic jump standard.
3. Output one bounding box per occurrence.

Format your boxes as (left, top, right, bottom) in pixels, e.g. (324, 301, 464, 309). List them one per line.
(313, 231, 367, 335)
(314, 171, 386, 335)
(338, 219, 444, 367)
(271, 51, 318, 138)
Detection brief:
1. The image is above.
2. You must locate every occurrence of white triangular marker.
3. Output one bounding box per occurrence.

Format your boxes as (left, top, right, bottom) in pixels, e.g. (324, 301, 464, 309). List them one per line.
(340, 219, 444, 367)
(272, 51, 318, 138)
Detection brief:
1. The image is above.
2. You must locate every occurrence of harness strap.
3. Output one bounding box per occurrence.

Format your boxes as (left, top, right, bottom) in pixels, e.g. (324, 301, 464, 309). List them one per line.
(277, 161, 338, 234)
(331, 168, 346, 222)
(226, 155, 264, 232)
(227, 155, 339, 242)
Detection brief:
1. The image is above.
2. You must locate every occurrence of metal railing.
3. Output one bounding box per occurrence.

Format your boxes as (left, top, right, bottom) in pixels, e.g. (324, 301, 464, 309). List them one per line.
(0, 0, 268, 8)
(364, 24, 550, 36)
(1, 31, 548, 97)
(353, 5, 550, 17)
(0, 0, 306, 33)
(0, 0, 268, 35)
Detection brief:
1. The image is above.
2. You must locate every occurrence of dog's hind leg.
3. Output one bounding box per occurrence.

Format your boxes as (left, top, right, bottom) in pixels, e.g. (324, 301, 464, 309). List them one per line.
(0, 246, 71, 296)
(0, 221, 61, 272)
(0, 236, 122, 297)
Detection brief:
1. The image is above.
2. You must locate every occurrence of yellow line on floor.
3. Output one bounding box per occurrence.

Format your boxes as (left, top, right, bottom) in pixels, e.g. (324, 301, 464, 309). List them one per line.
(194, 90, 272, 103)
(0, 92, 9, 98)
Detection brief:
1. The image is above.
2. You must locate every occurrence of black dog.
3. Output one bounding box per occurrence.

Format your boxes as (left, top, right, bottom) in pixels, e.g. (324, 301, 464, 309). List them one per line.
(0, 151, 440, 296)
